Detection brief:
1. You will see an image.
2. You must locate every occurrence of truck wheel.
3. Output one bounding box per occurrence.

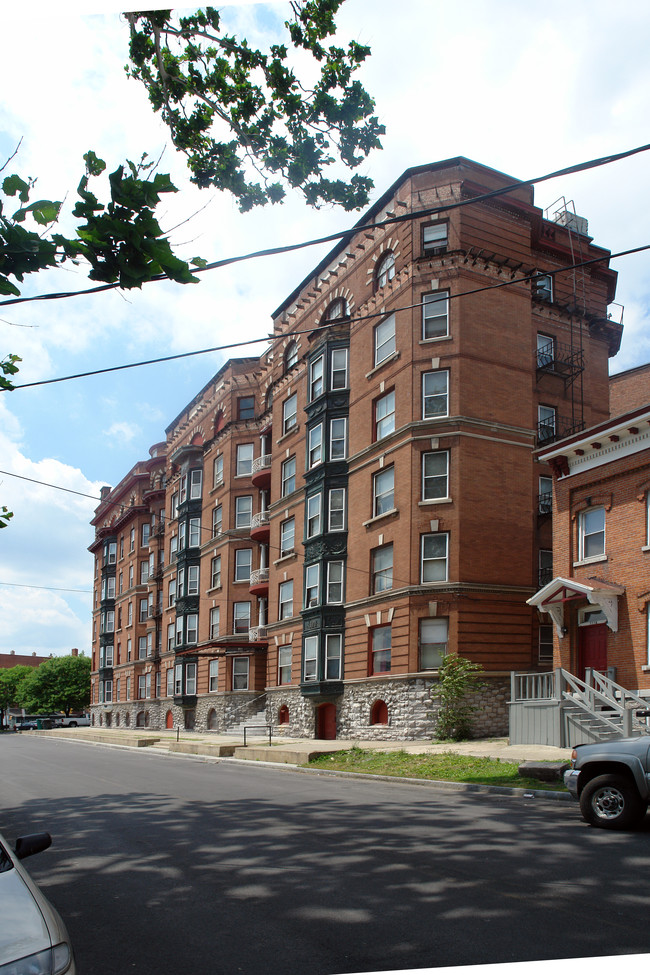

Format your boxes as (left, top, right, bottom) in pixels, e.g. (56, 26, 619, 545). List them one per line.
(68, 722, 77, 727)
(579, 774, 647, 830)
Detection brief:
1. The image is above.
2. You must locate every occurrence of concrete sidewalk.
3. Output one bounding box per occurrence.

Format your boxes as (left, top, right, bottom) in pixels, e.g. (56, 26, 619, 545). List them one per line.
(27, 727, 571, 765)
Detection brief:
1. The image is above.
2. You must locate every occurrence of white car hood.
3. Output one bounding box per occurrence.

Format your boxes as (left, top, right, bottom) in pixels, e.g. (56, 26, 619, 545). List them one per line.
(0, 864, 52, 964)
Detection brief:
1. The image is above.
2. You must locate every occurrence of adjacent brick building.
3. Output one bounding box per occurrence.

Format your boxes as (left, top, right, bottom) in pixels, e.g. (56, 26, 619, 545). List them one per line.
(90, 156, 622, 739)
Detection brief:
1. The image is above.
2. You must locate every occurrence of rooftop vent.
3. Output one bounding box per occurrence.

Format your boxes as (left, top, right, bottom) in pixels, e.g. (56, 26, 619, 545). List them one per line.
(553, 208, 589, 237)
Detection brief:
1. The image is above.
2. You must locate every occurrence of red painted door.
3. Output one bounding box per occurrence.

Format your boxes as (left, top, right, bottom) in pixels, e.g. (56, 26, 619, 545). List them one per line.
(317, 703, 337, 740)
(578, 623, 607, 679)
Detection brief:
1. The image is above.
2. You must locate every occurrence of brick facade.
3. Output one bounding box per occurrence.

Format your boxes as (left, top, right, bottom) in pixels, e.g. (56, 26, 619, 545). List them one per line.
(90, 157, 621, 739)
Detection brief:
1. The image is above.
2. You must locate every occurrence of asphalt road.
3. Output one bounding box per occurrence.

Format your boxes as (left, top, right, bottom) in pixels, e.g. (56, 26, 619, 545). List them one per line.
(2, 735, 650, 975)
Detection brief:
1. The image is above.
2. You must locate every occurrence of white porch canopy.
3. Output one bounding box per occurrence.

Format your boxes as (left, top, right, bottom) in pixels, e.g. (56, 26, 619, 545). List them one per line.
(527, 577, 625, 639)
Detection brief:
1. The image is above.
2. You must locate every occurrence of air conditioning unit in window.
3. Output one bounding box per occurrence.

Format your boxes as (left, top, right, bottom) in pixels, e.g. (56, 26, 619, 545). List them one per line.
(309, 598, 318, 607)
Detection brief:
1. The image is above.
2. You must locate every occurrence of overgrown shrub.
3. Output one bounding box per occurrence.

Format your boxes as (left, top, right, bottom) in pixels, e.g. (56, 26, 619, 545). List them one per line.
(432, 654, 485, 741)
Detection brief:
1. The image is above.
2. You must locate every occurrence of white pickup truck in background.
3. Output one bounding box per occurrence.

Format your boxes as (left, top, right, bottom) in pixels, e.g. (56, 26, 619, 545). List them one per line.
(57, 714, 90, 727)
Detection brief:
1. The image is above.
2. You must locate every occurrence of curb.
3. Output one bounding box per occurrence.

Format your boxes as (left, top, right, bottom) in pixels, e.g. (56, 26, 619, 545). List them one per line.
(26, 732, 571, 801)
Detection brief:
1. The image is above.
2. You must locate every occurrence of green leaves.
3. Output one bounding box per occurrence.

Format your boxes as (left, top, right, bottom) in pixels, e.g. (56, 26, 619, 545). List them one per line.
(433, 655, 486, 741)
(0, 353, 22, 391)
(125, 1, 384, 211)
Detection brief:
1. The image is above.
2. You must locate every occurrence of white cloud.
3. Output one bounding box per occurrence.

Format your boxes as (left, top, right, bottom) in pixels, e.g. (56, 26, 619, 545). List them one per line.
(102, 421, 142, 445)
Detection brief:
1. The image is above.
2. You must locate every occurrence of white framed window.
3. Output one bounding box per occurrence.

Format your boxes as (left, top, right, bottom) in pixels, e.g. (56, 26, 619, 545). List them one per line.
(170, 535, 178, 560)
(534, 273, 553, 302)
(233, 656, 249, 690)
(209, 607, 220, 639)
(372, 544, 393, 594)
(309, 355, 324, 401)
(537, 333, 555, 368)
(212, 504, 222, 537)
(234, 549, 252, 582)
(376, 251, 395, 289)
(170, 494, 178, 521)
(579, 507, 605, 561)
(325, 634, 342, 680)
(177, 567, 186, 599)
(213, 454, 223, 488)
(280, 517, 295, 556)
(209, 658, 219, 691)
(235, 495, 253, 528)
(326, 561, 344, 604)
(285, 341, 298, 371)
(185, 662, 197, 695)
(371, 626, 391, 674)
(328, 487, 346, 532)
(174, 663, 183, 695)
(104, 679, 113, 703)
(375, 390, 395, 440)
(278, 645, 292, 685)
(374, 312, 396, 367)
(419, 618, 448, 670)
(141, 523, 150, 547)
(190, 469, 202, 500)
(373, 467, 394, 518)
(423, 370, 449, 418)
(306, 493, 322, 538)
(325, 297, 348, 322)
(303, 636, 318, 681)
(233, 602, 251, 634)
(283, 393, 297, 434)
(179, 474, 188, 505)
(186, 614, 198, 644)
(169, 577, 176, 607)
(138, 635, 147, 659)
(166, 667, 174, 696)
(422, 290, 449, 340)
(104, 645, 114, 667)
(422, 451, 449, 501)
(188, 517, 201, 548)
(281, 456, 296, 497)
(329, 417, 347, 460)
(187, 564, 200, 595)
(308, 424, 323, 468)
(304, 564, 320, 607)
(178, 521, 187, 550)
(422, 221, 448, 255)
(236, 443, 254, 477)
(140, 561, 149, 584)
(421, 533, 449, 582)
(279, 580, 293, 620)
(646, 492, 650, 546)
(331, 349, 348, 390)
(538, 405, 557, 444)
(210, 555, 221, 590)
(167, 623, 175, 652)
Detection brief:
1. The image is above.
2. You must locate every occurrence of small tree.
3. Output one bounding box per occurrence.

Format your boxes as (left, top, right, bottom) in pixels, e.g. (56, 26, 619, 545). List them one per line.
(18, 655, 91, 716)
(432, 654, 485, 741)
(0, 665, 34, 727)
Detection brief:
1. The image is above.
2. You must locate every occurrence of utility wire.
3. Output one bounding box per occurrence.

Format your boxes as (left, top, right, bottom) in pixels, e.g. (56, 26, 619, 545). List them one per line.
(0, 581, 92, 594)
(0, 469, 104, 502)
(8, 242, 643, 391)
(1, 141, 649, 310)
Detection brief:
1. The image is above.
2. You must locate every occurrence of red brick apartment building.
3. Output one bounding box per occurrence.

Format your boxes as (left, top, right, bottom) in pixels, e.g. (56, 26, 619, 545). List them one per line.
(528, 366, 650, 693)
(89, 156, 622, 739)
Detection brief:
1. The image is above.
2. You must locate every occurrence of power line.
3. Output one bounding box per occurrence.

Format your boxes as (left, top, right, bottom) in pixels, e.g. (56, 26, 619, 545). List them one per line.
(1, 141, 649, 311)
(8, 242, 644, 391)
(0, 581, 92, 594)
(0, 469, 103, 502)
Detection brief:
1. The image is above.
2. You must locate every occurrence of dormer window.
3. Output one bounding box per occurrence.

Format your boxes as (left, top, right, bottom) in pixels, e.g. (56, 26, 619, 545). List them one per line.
(324, 298, 348, 322)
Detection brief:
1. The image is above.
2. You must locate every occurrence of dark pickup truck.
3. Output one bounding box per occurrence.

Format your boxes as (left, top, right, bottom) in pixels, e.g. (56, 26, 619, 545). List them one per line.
(564, 736, 650, 829)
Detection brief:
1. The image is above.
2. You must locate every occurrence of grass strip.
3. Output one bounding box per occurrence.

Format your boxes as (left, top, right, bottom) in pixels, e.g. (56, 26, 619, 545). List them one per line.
(305, 747, 566, 791)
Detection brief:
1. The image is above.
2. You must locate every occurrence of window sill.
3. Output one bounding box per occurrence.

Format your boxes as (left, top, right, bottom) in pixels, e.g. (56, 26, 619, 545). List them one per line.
(363, 508, 399, 528)
(277, 425, 300, 445)
(365, 350, 400, 380)
(419, 335, 451, 345)
(274, 552, 297, 566)
(572, 555, 608, 568)
(206, 586, 222, 596)
(418, 498, 452, 507)
(642, 665, 650, 673)
(642, 546, 650, 553)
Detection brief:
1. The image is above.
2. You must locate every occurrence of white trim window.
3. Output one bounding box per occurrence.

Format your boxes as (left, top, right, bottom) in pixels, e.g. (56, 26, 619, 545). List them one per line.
(534, 273, 553, 302)
(187, 564, 200, 595)
(419, 618, 448, 670)
(212, 504, 222, 537)
(209, 607, 220, 639)
(375, 390, 395, 440)
(188, 517, 201, 548)
(186, 614, 198, 644)
(281, 456, 296, 497)
(236, 443, 254, 477)
(209, 658, 219, 691)
(309, 355, 324, 401)
(283, 393, 297, 434)
(280, 517, 295, 557)
(326, 561, 344, 604)
(233, 602, 251, 634)
(421, 533, 449, 583)
(646, 492, 650, 546)
(303, 636, 318, 681)
(325, 634, 342, 680)
(166, 667, 174, 696)
(422, 451, 449, 501)
(234, 495, 253, 528)
(190, 469, 202, 500)
(233, 656, 249, 690)
(329, 417, 347, 460)
(538, 405, 557, 444)
(167, 623, 175, 652)
(331, 349, 349, 390)
(308, 423, 323, 468)
(371, 626, 391, 674)
(213, 454, 223, 488)
(210, 555, 221, 590)
(422, 370, 449, 419)
(279, 580, 293, 620)
(373, 467, 394, 517)
(374, 312, 396, 367)
(579, 507, 605, 561)
(234, 549, 252, 582)
(422, 291, 449, 340)
(328, 487, 346, 531)
(376, 251, 395, 289)
(537, 332, 555, 368)
(306, 493, 322, 538)
(278, 645, 292, 685)
(372, 544, 393, 594)
(185, 662, 197, 695)
(304, 563, 320, 607)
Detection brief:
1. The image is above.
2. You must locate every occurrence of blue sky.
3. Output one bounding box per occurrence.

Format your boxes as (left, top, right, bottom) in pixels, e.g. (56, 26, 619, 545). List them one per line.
(2, 0, 650, 656)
